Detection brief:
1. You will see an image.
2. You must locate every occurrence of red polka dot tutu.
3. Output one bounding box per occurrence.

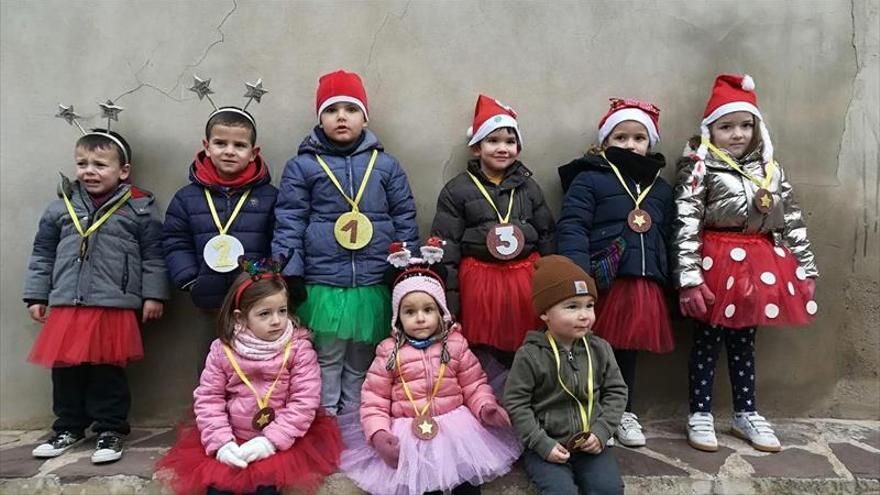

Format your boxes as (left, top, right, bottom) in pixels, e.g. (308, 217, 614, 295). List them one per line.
(698, 231, 817, 329)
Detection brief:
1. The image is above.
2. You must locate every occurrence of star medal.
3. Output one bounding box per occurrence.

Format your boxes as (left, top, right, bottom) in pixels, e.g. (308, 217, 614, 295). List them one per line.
(486, 223, 524, 260)
(627, 208, 652, 233)
(412, 415, 439, 440)
(252, 406, 276, 430)
(566, 431, 590, 451)
(334, 211, 373, 251)
(754, 188, 774, 214)
(204, 234, 245, 272)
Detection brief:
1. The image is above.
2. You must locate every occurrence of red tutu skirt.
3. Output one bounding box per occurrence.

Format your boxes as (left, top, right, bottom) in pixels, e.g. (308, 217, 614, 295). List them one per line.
(459, 252, 542, 352)
(699, 231, 817, 329)
(594, 277, 674, 353)
(28, 306, 142, 368)
(156, 412, 342, 495)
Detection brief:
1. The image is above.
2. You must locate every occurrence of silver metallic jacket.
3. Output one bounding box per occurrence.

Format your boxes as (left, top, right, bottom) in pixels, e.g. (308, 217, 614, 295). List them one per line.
(672, 145, 818, 289)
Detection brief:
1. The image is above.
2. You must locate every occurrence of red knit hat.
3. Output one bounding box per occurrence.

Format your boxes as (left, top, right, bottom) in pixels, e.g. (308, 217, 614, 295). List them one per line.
(695, 73, 773, 163)
(315, 70, 369, 121)
(466, 94, 522, 147)
(597, 98, 661, 148)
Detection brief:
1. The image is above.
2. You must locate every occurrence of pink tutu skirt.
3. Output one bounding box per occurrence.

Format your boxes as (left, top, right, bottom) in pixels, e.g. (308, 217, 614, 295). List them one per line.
(339, 406, 522, 495)
(593, 277, 674, 353)
(156, 412, 342, 494)
(699, 231, 817, 329)
(459, 252, 542, 352)
(28, 306, 142, 368)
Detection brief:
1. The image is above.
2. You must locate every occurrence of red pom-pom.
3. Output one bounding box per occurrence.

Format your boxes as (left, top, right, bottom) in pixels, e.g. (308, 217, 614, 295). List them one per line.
(425, 236, 445, 248)
(388, 241, 406, 254)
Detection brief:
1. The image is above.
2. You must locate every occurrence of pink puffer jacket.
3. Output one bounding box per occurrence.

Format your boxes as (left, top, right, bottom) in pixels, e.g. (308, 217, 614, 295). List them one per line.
(194, 327, 320, 454)
(360, 327, 498, 443)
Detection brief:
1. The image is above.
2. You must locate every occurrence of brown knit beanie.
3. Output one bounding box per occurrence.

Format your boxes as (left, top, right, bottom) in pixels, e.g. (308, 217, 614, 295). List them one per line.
(531, 255, 598, 315)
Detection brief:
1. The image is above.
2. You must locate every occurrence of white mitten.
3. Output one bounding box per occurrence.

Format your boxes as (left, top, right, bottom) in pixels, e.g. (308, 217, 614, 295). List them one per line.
(216, 441, 248, 468)
(239, 436, 276, 462)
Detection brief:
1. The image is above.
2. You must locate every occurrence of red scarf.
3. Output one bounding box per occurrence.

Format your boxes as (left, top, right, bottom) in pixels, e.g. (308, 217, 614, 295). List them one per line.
(193, 150, 268, 188)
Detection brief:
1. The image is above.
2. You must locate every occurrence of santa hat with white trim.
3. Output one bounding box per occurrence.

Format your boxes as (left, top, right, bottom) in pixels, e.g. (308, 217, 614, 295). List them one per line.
(597, 98, 661, 148)
(466, 94, 522, 147)
(695, 73, 773, 163)
(316, 70, 369, 121)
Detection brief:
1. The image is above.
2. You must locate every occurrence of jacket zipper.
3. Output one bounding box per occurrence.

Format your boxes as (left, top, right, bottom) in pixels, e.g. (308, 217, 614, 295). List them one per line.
(568, 349, 581, 433)
(121, 253, 129, 293)
(635, 182, 646, 276)
(347, 156, 357, 286)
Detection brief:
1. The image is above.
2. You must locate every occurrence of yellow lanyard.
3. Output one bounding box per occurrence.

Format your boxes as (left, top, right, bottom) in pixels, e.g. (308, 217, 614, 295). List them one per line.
(467, 172, 516, 224)
(547, 333, 594, 434)
(601, 151, 659, 209)
(396, 351, 447, 416)
(62, 188, 131, 239)
(315, 150, 378, 213)
(222, 341, 293, 410)
(204, 188, 251, 236)
(703, 139, 776, 190)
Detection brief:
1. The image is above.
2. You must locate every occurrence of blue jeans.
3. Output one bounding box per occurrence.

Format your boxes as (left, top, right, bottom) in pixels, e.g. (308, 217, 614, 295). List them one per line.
(523, 448, 624, 495)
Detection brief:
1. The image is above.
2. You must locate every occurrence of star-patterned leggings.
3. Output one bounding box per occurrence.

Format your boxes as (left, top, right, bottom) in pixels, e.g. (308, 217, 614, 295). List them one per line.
(688, 324, 756, 413)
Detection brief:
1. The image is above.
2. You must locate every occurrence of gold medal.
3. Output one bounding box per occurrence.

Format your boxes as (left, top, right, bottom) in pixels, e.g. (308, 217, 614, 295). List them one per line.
(316, 151, 378, 251)
(754, 188, 774, 214)
(411, 415, 439, 440)
(222, 342, 292, 433)
(704, 140, 777, 217)
(486, 223, 524, 260)
(627, 209, 652, 233)
(252, 406, 275, 430)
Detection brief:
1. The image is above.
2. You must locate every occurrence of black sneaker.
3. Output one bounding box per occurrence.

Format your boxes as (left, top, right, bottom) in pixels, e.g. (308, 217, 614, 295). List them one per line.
(90, 432, 123, 464)
(32, 430, 84, 458)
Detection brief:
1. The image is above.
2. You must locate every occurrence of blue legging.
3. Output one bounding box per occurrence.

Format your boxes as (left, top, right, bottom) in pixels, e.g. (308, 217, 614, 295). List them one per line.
(688, 324, 757, 413)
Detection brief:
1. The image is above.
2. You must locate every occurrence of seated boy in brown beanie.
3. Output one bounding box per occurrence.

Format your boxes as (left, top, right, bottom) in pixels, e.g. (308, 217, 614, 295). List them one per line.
(504, 255, 627, 494)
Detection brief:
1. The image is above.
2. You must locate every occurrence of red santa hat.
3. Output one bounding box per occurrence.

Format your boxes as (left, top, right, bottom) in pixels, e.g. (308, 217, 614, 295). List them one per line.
(466, 94, 522, 147)
(695, 73, 773, 163)
(597, 98, 661, 148)
(315, 70, 369, 121)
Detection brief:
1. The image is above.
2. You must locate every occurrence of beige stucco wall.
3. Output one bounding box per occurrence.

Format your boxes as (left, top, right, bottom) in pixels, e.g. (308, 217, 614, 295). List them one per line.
(1, 0, 877, 428)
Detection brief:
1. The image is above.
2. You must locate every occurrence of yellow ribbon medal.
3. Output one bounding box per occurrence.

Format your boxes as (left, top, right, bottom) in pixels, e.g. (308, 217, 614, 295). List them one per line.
(601, 151, 659, 234)
(316, 150, 378, 251)
(396, 351, 447, 440)
(703, 139, 777, 214)
(222, 341, 293, 430)
(62, 188, 132, 259)
(546, 332, 594, 451)
(204, 189, 251, 272)
(467, 172, 523, 260)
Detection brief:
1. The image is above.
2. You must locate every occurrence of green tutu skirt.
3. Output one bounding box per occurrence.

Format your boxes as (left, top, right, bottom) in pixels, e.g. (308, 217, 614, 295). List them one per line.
(297, 284, 391, 345)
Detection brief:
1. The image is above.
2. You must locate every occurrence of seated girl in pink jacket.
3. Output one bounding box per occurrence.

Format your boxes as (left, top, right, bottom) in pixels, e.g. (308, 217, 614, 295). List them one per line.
(157, 259, 342, 495)
(339, 238, 522, 495)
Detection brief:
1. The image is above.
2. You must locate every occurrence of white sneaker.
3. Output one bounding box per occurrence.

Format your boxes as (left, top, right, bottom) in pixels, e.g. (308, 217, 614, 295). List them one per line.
(687, 412, 718, 452)
(732, 412, 781, 452)
(616, 412, 646, 447)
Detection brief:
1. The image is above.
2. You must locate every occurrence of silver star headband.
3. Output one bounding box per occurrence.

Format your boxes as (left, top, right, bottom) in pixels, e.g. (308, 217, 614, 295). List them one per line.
(56, 100, 130, 164)
(189, 75, 268, 127)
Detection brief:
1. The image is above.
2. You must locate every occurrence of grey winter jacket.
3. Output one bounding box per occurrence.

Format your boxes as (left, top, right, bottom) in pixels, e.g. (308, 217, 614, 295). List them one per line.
(23, 177, 170, 308)
(672, 144, 818, 289)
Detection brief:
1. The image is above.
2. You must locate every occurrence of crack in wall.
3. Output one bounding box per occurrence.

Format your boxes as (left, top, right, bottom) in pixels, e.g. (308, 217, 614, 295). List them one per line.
(365, 0, 411, 71)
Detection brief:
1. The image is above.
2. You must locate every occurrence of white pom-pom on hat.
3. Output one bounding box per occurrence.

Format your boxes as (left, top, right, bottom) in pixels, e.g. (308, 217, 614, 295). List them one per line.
(466, 126, 474, 139)
(741, 75, 755, 91)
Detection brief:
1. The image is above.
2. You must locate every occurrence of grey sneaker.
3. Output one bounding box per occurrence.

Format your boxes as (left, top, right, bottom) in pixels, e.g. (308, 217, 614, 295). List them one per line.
(616, 411, 647, 447)
(32, 431, 84, 458)
(91, 432, 124, 464)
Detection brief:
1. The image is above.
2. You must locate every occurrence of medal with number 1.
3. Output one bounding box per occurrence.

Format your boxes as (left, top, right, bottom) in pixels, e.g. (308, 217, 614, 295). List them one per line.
(316, 150, 378, 251)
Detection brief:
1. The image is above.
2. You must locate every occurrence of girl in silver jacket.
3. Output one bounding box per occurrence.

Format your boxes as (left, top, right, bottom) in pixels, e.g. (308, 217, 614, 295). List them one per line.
(672, 74, 818, 454)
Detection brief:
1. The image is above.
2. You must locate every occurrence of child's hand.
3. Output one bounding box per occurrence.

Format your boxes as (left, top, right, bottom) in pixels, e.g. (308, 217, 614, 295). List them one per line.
(216, 441, 248, 469)
(546, 443, 570, 463)
(239, 436, 276, 462)
(372, 430, 400, 468)
(142, 299, 164, 322)
(479, 404, 511, 428)
(679, 284, 715, 318)
(27, 304, 47, 323)
(580, 433, 602, 454)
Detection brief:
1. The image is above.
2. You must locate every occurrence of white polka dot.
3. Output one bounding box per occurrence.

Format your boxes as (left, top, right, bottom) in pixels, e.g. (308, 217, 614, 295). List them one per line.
(724, 304, 736, 318)
(726, 276, 735, 290)
(702, 256, 714, 271)
(787, 282, 796, 295)
(760, 272, 777, 285)
(730, 247, 747, 261)
(806, 300, 818, 315)
(774, 247, 787, 258)
(796, 267, 807, 280)
(765, 303, 780, 319)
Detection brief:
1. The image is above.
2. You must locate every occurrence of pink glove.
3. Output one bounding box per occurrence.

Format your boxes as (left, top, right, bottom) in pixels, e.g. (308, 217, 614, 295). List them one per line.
(371, 430, 400, 468)
(479, 404, 511, 428)
(679, 284, 716, 319)
(804, 277, 817, 300)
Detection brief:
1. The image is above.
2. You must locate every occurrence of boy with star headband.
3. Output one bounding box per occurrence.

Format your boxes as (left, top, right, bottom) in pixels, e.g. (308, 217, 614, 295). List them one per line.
(273, 70, 418, 416)
(504, 255, 627, 495)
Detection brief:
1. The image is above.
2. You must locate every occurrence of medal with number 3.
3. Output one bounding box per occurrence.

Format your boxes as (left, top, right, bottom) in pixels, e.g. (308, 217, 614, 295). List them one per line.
(467, 172, 524, 260)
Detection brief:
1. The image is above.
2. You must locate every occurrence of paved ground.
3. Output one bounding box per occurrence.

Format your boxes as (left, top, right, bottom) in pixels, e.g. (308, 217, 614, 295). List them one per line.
(1, 418, 877, 494)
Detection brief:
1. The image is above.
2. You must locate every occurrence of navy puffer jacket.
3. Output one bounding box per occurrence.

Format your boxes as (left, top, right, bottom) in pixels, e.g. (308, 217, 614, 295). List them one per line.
(162, 153, 277, 309)
(557, 150, 674, 286)
(272, 128, 418, 286)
